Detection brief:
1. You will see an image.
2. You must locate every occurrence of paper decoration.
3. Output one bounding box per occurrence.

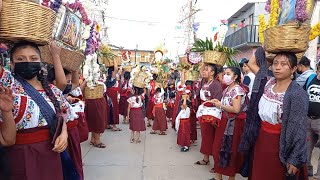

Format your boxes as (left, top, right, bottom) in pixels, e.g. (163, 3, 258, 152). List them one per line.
(188, 52, 203, 64)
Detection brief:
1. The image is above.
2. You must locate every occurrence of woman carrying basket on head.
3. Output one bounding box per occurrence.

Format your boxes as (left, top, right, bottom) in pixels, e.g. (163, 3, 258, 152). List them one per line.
(3, 41, 75, 180)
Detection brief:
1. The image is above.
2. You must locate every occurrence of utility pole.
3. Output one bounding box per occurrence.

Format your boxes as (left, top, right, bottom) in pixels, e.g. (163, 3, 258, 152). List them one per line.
(135, 44, 138, 65)
(178, 0, 200, 54)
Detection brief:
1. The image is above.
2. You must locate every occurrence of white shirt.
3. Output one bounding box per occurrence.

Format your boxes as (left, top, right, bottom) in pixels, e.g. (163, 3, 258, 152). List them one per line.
(175, 107, 191, 132)
(176, 81, 185, 92)
(258, 78, 285, 125)
(154, 88, 165, 104)
(127, 96, 144, 108)
(246, 72, 255, 99)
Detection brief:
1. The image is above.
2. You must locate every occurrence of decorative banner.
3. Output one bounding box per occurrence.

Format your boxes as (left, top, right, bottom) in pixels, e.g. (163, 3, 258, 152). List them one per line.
(221, 19, 228, 25)
(192, 22, 200, 32)
(230, 24, 237, 28)
(188, 52, 203, 64)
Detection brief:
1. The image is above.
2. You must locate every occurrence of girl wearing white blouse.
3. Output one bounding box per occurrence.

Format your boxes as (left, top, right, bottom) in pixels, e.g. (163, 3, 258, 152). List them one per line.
(176, 96, 191, 152)
(127, 87, 146, 143)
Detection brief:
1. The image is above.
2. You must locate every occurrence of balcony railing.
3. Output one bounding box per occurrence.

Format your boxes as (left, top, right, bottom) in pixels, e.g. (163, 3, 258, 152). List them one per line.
(224, 25, 260, 49)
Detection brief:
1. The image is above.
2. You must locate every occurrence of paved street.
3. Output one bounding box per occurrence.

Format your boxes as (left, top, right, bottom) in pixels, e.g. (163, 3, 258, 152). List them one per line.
(81, 118, 319, 180)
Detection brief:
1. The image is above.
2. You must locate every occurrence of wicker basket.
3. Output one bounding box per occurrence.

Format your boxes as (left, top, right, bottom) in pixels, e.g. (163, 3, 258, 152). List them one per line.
(40, 46, 84, 71)
(123, 65, 132, 72)
(203, 50, 227, 66)
(264, 23, 311, 53)
(133, 73, 147, 88)
(84, 85, 104, 99)
(0, 0, 55, 45)
(185, 71, 200, 81)
(185, 71, 193, 81)
(265, 51, 305, 63)
(103, 56, 122, 67)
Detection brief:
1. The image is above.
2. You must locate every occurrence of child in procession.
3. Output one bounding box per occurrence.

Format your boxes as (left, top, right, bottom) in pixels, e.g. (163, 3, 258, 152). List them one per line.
(176, 94, 192, 152)
(127, 86, 146, 143)
(150, 86, 168, 135)
(166, 92, 175, 122)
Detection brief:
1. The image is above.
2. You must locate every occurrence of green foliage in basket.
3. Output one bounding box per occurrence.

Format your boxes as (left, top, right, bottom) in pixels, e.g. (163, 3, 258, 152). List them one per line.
(191, 37, 240, 67)
(190, 37, 213, 52)
(97, 44, 117, 59)
(177, 62, 191, 71)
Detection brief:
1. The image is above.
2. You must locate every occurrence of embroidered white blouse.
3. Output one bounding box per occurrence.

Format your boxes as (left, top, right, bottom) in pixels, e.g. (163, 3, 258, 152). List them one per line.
(127, 95, 144, 108)
(176, 81, 185, 92)
(258, 78, 285, 125)
(200, 82, 212, 101)
(69, 87, 85, 114)
(153, 88, 165, 104)
(221, 85, 246, 107)
(0, 69, 77, 130)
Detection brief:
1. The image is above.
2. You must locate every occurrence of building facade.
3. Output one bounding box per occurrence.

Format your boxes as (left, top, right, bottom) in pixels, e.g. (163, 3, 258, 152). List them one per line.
(224, 2, 267, 61)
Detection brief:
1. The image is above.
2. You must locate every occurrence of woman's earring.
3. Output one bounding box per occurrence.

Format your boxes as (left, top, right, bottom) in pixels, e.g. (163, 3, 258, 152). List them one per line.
(291, 74, 294, 79)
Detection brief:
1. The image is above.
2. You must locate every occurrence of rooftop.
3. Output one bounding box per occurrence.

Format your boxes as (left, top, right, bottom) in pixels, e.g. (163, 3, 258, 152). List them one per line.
(227, 2, 265, 22)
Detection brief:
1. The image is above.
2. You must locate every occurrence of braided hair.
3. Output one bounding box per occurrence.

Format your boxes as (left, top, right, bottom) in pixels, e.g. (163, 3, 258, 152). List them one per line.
(133, 86, 144, 104)
(10, 41, 63, 140)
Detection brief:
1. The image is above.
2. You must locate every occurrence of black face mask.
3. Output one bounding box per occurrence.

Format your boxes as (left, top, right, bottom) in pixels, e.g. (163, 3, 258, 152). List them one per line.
(63, 84, 72, 95)
(14, 62, 41, 80)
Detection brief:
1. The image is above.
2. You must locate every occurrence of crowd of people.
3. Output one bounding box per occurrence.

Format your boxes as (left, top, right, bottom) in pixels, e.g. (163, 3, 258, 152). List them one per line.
(0, 40, 319, 180)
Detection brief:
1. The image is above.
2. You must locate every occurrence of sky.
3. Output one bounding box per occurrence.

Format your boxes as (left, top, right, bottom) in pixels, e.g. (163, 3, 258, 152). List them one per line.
(105, 0, 265, 58)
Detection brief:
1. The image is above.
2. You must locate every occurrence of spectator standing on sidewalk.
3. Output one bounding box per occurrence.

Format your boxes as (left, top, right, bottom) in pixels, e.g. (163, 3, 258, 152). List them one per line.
(296, 56, 316, 86)
(305, 62, 320, 179)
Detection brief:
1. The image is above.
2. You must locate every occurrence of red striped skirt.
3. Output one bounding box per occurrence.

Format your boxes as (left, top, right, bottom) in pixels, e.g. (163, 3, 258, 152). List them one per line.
(76, 112, 89, 143)
(166, 106, 174, 118)
(152, 107, 167, 132)
(6, 128, 63, 180)
(177, 118, 191, 147)
(146, 99, 154, 119)
(172, 91, 182, 127)
(199, 120, 215, 155)
(129, 108, 146, 131)
(119, 95, 129, 116)
(190, 109, 197, 141)
(67, 122, 84, 180)
(107, 88, 120, 124)
(85, 97, 107, 133)
(213, 114, 245, 177)
(251, 126, 308, 180)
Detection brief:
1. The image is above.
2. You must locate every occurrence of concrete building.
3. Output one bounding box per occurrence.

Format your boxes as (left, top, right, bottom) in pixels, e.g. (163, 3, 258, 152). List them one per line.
(109, 44, 154, 64)
(224, 2, 268, 61)
(224, 1, 320, 62)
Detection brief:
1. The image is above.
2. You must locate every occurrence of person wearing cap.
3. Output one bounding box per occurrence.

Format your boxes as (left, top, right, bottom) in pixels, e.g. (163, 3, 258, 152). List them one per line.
(305, 62, 320, 179)
(239, 58, 255, 99)
(296, 56, 316, 86)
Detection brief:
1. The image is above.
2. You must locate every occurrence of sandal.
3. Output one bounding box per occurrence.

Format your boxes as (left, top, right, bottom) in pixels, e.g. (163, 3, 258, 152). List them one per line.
(147, 123, 152, 127)
(112, 128, 122, 131)
(130, 138, 134, 143)
(159, 132, 167, 135)
(136, 139, 141, 144)
(150, 131, 156, 134)
(209, 168, 215, 173)
(194, 159, 209, 165)
(92, 142, 106, 148)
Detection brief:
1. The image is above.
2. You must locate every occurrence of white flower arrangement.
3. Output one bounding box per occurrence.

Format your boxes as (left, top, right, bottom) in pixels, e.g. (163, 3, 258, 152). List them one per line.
(83, 53, 100, 89)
